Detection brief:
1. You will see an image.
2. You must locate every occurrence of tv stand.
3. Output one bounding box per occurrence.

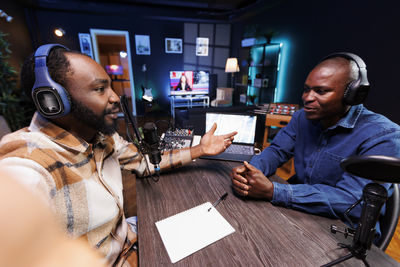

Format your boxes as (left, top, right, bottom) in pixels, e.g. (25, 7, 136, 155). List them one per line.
(170, 95, 209, 119)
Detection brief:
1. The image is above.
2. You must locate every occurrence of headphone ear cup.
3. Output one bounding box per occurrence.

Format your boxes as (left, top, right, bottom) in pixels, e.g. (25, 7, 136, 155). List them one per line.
(352, 84, 370, 105)
(32, 44, 71, 118)
(343, 80, 370, 106)
(343, 80, 357, 105)
(32, 85, 71, 118)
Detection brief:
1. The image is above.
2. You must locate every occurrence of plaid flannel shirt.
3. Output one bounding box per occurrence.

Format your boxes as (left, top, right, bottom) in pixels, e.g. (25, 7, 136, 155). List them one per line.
(0, 112, 192, 266)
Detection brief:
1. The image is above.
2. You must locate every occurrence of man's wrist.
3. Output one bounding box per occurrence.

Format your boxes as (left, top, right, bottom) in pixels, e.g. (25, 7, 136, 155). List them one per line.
(266, 181, 274, 200)
(190, 144, 204, 159)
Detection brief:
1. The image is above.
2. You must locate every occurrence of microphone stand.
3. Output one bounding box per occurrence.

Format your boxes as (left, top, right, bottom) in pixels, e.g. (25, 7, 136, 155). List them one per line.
(322, 183, 388, 267)
(120, 95, 160, 182)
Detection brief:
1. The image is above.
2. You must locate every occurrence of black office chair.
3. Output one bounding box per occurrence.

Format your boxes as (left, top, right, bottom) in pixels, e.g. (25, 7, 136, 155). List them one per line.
(323, 155, 400, 266)
(376, 183, 400, 250)
(340, 155, 400, 251)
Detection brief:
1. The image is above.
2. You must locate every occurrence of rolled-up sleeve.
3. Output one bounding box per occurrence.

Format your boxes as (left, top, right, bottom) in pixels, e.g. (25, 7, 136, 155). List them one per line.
(115, 134, 192, 177)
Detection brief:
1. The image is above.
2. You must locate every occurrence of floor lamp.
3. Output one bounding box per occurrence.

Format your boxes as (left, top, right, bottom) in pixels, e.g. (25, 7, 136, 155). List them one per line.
(225, 57, 240, 89)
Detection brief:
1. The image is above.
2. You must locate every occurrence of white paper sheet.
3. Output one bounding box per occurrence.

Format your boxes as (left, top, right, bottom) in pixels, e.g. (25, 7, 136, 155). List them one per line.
(155, 202, 235, 263)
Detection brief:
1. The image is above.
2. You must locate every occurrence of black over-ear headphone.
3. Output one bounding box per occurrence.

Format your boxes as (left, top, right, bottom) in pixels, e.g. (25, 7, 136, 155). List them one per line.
(321, 52, 370, 105)
(32, 44, 71, 118)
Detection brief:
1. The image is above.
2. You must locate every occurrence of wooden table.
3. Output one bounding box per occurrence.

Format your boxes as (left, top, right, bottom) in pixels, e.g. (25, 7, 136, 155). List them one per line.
(136, 159, 398, 266)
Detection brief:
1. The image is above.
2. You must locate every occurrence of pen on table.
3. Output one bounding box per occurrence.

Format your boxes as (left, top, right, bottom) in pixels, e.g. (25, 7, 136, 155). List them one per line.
(208, 192, 228, 212)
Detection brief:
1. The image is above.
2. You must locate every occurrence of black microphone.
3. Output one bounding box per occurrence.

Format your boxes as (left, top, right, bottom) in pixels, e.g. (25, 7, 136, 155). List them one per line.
(352, 183, 388, 252)
(142, 122, 161, 173)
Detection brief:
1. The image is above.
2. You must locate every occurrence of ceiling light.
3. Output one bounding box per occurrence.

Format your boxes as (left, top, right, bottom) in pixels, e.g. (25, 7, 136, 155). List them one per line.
(54, 28, 66, 37)
(0, 9, 13, 22)
(120, 51, 127, 58)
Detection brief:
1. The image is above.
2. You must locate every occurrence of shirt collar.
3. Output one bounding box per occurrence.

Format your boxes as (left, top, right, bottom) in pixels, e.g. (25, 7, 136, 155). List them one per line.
(327, 104, 364, 130)
(28, 112, 114, 153)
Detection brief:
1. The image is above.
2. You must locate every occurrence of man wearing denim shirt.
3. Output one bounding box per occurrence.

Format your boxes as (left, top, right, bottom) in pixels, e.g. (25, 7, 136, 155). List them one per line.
(231, 53, 400, 239)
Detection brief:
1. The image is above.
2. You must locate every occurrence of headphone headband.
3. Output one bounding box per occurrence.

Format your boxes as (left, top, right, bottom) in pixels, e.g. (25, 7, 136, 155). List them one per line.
(322, 52, 366, 69)
(34, 43, 69, 58)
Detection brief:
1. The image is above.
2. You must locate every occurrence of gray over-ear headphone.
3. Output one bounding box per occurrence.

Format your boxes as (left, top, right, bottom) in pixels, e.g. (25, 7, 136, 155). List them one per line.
(32, 44, 71, 118)
(321, 52, 370, 105)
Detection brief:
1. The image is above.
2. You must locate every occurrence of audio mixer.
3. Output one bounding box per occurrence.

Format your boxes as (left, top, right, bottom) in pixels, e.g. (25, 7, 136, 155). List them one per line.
(161, 128, 194, 150)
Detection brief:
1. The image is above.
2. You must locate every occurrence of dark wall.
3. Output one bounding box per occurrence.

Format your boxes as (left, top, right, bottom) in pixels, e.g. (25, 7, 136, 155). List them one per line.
(10, 0, 400, 124)
(28, 9, 185, 115)
(23, 3, 228, 116)
(231, 0, 400, 124)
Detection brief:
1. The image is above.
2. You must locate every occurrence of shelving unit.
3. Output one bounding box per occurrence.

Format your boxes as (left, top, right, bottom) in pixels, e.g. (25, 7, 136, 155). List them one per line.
(238, 42, 282, 105)
(170, 95, 209, 119)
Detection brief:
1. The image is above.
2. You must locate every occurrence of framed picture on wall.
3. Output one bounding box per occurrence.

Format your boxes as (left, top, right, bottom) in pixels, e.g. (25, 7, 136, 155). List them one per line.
(78, 33, 94, 59)
(165, 38, 182, 54)
(135, 35, 151, 55)
(196, 37, 209, 56)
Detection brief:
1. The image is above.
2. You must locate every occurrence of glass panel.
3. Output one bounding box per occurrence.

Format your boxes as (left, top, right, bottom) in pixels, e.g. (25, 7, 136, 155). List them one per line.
(183, 44, 196, 64)
(184, 23, 197, 43)
(213, 47, 229, 68)
(215, 24, 231, 46)
(198, 47, 213, 66)
(199, 24, 214, 45)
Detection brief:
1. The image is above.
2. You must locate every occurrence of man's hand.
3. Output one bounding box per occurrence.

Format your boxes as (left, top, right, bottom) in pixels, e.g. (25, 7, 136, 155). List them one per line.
(191, 123, 237, 158)
(231, 161, 274, 200)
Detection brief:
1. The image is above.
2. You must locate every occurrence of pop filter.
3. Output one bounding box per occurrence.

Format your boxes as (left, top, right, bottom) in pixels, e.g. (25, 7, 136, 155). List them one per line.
(340, 155, 400, 183)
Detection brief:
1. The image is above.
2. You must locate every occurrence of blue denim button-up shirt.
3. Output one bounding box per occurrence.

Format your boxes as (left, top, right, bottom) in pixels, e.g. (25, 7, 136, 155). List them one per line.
(250, 104, 400, 230)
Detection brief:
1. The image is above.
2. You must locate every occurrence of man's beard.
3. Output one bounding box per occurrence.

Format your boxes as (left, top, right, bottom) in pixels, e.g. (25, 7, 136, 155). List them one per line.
(70, 98, 117, 136)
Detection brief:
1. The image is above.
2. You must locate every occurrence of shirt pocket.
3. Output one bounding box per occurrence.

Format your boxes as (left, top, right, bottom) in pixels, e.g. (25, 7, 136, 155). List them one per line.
(311, 150, 344, 185)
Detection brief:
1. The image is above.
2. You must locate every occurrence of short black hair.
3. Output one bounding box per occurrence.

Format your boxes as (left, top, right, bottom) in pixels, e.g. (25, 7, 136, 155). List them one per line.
(20, 46, 81, 97)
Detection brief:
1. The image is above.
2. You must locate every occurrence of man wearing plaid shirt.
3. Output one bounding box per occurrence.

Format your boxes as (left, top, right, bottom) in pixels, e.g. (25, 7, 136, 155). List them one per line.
(0, 45, 236, 267)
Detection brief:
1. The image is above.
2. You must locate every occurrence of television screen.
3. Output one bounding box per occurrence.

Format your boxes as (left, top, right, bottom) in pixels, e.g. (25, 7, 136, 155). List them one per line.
(105, 65, 124, 75)
(170, 70, 209, 95)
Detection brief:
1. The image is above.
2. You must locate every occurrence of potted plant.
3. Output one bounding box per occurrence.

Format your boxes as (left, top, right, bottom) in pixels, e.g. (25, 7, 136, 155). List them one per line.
(0, 30, 34, 132)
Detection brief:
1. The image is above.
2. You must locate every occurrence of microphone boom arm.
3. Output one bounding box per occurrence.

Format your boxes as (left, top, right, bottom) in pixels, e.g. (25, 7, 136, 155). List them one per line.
(120, 95, 143, 144)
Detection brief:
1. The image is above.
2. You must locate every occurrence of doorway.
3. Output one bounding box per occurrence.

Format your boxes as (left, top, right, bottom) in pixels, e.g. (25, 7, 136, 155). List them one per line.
(90, 29, 136, 115)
